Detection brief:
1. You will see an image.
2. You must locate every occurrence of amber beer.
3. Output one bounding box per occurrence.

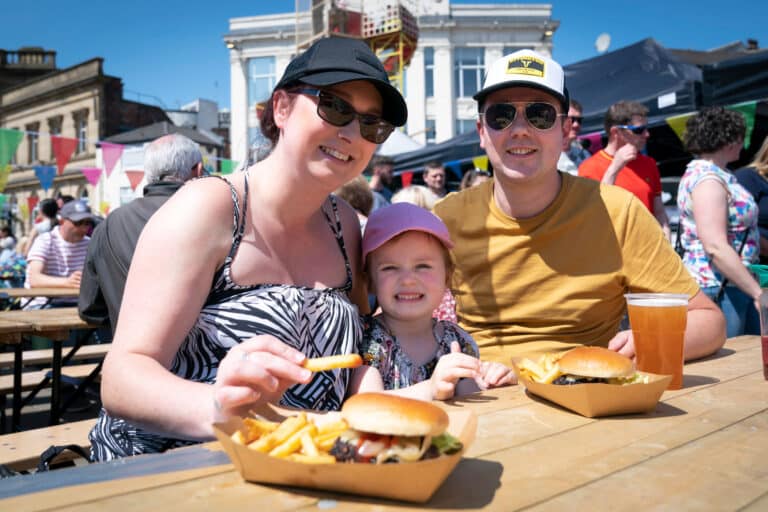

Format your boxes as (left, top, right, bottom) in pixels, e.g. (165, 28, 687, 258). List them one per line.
(625, 294, 688, 390)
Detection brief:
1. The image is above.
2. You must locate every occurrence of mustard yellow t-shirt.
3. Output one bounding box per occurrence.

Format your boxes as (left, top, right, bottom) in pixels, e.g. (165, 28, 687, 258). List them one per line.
(433, 173, 699, 363)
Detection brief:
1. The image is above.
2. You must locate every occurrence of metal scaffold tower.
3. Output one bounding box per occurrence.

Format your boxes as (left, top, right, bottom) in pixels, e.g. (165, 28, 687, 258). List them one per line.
(295, 0, 419, 94)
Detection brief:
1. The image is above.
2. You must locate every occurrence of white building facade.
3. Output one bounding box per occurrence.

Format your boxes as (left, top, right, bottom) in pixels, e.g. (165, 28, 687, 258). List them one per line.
(225, 1, 557, 164)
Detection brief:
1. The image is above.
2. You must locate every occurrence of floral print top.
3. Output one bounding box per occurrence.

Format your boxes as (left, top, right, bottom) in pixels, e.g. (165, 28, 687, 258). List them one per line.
(359, 315, 479, 390)
(677, 159, 759, 288)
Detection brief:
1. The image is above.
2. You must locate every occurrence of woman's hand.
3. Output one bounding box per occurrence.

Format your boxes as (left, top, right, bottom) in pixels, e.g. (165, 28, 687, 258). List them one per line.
(430, 342, 481, 400)
(213, 335, 312, 422)
(476, 361, 517, 389)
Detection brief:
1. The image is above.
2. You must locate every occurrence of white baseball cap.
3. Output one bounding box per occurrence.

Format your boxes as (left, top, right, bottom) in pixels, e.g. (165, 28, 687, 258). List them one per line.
(474, 49, 569, 111)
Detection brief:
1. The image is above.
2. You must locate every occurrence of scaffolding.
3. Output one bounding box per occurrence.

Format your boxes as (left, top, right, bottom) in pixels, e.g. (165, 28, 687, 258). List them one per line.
(294, 0, 418, 94)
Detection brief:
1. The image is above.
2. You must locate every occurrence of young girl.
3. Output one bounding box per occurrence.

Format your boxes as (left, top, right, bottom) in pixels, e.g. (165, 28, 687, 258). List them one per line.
(355, 202, 515, 400)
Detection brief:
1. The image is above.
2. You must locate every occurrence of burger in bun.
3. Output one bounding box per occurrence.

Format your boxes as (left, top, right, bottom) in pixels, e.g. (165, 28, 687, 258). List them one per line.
(553, 346, 636, 385)
(330, 393, 462, 463)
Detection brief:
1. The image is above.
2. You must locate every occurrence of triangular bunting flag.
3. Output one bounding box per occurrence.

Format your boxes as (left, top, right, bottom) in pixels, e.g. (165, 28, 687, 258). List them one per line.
(124, 170, 145, 191)
(100, 142, 124, 177)
(80, 167, 102, 186)
(665, 113, 694, 143)
(727, 101, 757, 150)
(51, 136, 78, 175)
(401, 171, 413, 188)
(579, 132, 605, 153)
(27, 195, 40, 213)
(444, 160, 462, 179)
(33, 165, 56, 191)
(0, 128, 24, 168)
(472, 156, 489, 171)
(100, 201, 110, 216)
(19, 202, 29, 220)
(220, 159, 238, 175)
(0, 194, 5, 212)
(0, 164, 12, 193)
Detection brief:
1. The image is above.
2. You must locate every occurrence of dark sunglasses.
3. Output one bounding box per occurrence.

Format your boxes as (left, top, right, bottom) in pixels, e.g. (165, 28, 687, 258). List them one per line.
(568, 115, 584, 123)
(71, 219, 93, 227)
(616, 124, 648, 135)
(291, 87, 395, 144)
(481, 102, 561, 131)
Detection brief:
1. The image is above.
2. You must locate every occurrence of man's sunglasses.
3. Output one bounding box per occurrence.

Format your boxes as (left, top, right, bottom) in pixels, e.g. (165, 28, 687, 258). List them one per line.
(71, 219, 93, 227)
(290, 88, 395, 144)
(568, 115, 584, 123)
(616, 124, 648, 135)
(480, 102, 561, 131)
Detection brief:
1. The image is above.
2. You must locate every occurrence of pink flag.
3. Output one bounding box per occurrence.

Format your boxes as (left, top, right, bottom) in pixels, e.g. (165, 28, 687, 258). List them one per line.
(124, 170, 145, 191)
(100, 142, 124, 177)
(80, 167, 102, 186)
(51, 136, 78, 175)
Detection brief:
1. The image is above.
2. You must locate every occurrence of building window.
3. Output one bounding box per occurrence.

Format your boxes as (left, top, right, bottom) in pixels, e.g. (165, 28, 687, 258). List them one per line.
(455, 118, 476, 135)
(26, 123, 40, 163)
(73, 110, 88, 154)
(424, 47, 434, 98)
(48, 116, 63, 160)
(454, 48, 484, 98)
(247, 57, 276, 110)
(425, 119, 436, 145)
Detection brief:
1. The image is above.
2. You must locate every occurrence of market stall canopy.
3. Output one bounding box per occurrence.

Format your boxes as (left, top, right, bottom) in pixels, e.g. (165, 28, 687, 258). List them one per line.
(377, 129, 424, 156)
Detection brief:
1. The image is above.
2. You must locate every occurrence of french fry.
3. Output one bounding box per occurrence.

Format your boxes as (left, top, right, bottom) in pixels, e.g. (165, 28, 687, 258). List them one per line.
(287, 453, 337, 464)
(269, 424, 317, 458)
(303, 354, 362, 372)
(300, 431, 320, 456)
(241, 417, 280, 444)
(248, 413, 307, 453)
(316, 419, 348, 436)
(231, 430, 248, 445)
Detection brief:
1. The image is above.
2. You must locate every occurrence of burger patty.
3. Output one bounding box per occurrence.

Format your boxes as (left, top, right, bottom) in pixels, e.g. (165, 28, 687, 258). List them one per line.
(552, 375, 608, 385)
(329, 437, 440, 463)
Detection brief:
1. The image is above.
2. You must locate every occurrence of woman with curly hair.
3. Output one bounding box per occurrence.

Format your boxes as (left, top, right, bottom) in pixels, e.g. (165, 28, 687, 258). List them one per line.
(677, 106, 761, 336)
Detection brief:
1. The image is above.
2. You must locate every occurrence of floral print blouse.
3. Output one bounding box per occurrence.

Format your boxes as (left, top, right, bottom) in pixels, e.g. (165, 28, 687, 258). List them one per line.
(359, 315, 479, 390)
(677, 159, 759, 288)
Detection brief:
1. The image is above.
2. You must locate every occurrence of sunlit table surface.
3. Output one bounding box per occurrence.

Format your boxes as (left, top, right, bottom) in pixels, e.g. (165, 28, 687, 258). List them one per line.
(0, 336, 766, 511)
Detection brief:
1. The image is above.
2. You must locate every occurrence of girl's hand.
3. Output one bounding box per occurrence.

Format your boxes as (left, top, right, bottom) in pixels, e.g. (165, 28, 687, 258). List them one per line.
(476, 361, 517, 389)
(430, 342, 480, 400)
(212, 335, 312, 422)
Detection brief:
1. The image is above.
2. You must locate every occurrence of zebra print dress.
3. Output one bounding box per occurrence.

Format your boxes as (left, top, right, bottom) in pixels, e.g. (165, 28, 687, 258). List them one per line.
(90, 173, 361, 462)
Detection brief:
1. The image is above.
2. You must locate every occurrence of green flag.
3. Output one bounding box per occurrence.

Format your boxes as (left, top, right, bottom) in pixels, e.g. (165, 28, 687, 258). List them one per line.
(220, 159, 238, 175)
(0, 128, 24, 168)
(727, 100, 757, 150)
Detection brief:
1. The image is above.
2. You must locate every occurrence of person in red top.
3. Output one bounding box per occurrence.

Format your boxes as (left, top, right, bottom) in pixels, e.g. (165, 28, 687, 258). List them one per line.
(579, 101, 670, 239)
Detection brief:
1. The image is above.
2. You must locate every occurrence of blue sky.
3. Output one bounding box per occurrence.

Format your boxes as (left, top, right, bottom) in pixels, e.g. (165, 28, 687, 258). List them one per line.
(3, 1, 765, 111)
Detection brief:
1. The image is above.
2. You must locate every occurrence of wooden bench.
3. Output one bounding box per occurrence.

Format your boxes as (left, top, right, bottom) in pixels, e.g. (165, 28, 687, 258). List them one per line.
(0, 363, 102, 395)
(0, 418, 94, 472)
(0, 343, 111, 370)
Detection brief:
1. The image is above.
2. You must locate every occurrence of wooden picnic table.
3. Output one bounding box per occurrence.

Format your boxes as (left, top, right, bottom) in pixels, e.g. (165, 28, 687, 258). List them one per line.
(0, 308, 98, 430)
(0, 335, 765, 510)
(0, 287, 79, 310)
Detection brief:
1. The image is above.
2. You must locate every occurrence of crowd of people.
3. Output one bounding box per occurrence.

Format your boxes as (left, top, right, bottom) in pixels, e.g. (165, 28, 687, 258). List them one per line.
(6, 37, 768, 462)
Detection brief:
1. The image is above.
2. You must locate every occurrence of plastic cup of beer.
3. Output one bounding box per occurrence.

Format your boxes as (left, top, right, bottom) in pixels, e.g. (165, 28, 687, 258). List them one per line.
(624, 293, 688, 390)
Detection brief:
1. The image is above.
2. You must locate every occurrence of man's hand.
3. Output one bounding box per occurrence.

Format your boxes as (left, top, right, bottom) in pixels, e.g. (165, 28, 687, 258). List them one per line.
(603, 143, 639, 185)
(66, 270, 82, 288)
(607, 329, 636, 360)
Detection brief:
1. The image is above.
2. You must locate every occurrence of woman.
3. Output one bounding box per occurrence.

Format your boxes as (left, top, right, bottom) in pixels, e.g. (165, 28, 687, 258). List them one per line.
(735, 136, 768, 263)
(92, 37, 407, 461)
(677, 107, 761, 337)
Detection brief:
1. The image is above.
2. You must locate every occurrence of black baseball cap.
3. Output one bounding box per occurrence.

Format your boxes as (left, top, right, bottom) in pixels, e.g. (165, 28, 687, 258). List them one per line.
(275, 37, 407, 127)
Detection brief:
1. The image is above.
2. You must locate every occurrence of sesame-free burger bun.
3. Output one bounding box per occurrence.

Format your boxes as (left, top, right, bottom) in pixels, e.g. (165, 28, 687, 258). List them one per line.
(557, 347, 635, 379)
(341, 393, 449, 437)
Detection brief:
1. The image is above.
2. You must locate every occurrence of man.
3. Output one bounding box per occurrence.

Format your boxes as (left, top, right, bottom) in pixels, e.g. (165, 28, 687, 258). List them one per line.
(579, 101, 670, 239)
(368, 155, 395, 211)
(557, 99, 591, 175)
(433, 49, 725, 363)
(25, 199, 94, 308)
(78, 134, 203, 330)
(423, 160, 447, 197)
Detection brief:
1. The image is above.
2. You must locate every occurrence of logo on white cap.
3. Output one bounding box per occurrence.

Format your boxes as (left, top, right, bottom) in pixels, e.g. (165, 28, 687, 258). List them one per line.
(506, 55, 545, 78)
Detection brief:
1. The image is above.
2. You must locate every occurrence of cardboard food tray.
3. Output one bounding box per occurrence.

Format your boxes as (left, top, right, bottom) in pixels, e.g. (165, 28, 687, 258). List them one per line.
(519, 372, 672, 418)
(213, 405, 477, 503)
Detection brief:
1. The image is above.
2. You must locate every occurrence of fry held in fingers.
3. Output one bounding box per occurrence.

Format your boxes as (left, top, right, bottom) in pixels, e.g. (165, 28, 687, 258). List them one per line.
(303, 354, 362, 372)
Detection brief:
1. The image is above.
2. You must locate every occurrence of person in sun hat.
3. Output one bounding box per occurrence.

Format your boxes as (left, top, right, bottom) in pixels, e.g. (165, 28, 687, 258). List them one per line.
(91, 36, 407, 462)
(354, 202, 515, 400)
(579, 100, 670, 238)
(432, 49, 725, 364)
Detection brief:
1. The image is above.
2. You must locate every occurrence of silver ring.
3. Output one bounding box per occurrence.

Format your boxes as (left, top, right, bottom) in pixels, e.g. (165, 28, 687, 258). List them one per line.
(240, 349, 249, 362)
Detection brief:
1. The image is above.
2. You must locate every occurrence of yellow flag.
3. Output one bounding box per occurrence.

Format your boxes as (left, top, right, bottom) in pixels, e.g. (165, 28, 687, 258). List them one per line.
(665, 113, 694, 142)
(472, 156, 489, 171)
(0, 164, 11, 192)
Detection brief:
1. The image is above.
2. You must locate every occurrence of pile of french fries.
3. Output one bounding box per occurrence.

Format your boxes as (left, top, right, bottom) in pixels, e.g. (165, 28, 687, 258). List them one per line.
(230, 412, 348, 464)
(515, 353, 563, 384)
